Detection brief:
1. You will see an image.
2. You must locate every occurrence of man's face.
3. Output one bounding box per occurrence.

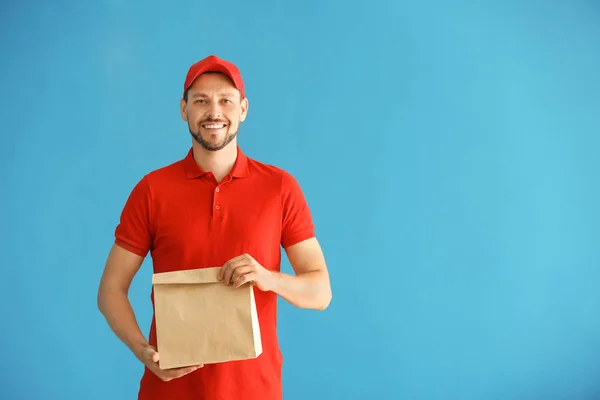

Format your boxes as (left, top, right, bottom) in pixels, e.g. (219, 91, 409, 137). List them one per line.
(180, 72, 248, 152)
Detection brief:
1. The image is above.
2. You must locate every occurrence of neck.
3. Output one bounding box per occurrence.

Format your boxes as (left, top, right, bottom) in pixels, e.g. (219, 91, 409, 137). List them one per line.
(191, 141, 238, 182)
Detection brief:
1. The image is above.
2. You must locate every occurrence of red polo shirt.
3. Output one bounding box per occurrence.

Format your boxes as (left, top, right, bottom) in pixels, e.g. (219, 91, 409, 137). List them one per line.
(114, 146, 315, 400)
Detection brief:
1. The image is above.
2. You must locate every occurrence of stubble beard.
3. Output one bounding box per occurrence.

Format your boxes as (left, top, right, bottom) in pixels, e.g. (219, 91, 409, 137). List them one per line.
(188, 121, 238, 152)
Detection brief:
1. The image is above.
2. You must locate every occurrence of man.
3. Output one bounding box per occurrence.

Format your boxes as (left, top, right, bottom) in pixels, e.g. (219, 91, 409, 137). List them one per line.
(97, 55, 332, 400)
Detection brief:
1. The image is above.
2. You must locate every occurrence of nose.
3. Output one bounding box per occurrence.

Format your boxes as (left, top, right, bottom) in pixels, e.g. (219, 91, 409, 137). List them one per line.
(206, 102, 223, 120)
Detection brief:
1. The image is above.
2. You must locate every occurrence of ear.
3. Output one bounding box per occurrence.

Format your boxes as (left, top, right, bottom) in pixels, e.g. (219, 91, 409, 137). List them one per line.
(180, 98, 188, 122)
(239, 97, 249, 122)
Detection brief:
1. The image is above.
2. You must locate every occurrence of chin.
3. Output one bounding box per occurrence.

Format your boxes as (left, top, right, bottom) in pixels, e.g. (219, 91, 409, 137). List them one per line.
(192, 135, 230, 152)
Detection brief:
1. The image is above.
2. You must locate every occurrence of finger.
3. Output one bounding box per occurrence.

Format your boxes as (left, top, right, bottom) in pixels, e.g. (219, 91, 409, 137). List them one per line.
(143, 346, 160, 363)
(218, 254, 249, 280)
(175, 365, 202, 375)
(223, 261, 251, 285)
(168, 365, 203, 379)
(231, 265, 254, 283)
(218, 263, 228, 280)
(158, 364, 201, 381)
(219, 260, 238, 281)
(234, 272, 256, 288)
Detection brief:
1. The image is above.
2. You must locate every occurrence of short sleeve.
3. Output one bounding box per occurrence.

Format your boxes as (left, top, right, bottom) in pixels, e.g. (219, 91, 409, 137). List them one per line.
(280, 170, 315, 248)
(114, 176, 153, 257)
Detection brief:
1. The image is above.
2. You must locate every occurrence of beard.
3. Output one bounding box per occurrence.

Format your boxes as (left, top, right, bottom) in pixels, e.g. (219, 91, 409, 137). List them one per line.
(188, 119, 238, 152)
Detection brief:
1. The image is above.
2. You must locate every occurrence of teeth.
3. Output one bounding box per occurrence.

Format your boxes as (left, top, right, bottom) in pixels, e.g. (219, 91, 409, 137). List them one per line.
(204, 124, 225, 129)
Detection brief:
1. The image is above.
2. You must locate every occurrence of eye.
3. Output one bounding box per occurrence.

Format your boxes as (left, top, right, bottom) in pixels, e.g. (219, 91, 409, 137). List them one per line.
(195, 99, 206, 104)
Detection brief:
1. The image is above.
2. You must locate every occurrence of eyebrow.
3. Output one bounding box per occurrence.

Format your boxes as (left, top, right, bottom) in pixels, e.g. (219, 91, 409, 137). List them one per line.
(192, 92, 236, 98)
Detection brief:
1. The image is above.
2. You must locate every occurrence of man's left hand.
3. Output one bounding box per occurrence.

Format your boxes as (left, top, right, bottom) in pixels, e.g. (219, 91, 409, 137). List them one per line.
(218, 253, 275, 291)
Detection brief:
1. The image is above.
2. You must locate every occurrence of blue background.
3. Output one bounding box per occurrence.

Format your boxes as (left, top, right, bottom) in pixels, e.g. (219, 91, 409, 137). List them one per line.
(2, 1, 600, 399)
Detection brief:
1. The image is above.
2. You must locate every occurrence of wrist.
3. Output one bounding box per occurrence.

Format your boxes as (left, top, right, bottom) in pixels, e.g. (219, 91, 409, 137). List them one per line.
(130, 340, 149, 361)
(266, 270, 282, 292)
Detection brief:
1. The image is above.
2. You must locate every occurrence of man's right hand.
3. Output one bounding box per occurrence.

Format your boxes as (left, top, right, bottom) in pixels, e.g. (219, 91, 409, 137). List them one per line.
(140, 345, 203, 382)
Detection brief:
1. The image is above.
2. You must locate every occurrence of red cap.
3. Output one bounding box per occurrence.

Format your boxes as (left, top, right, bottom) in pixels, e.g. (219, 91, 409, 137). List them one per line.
(183, 55, 245, 99)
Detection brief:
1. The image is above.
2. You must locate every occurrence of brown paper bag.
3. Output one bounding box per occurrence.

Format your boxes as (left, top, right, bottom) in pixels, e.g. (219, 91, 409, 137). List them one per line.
(151, 267, 263, 370)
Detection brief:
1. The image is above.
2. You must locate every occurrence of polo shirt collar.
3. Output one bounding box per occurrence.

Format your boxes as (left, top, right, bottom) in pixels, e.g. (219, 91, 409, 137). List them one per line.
(183, 145, 249, 179)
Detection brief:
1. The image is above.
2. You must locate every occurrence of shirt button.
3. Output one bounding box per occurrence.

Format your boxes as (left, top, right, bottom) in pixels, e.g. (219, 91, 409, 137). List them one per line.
(215, 188, 220, 192)
(215, 205, 221, 210)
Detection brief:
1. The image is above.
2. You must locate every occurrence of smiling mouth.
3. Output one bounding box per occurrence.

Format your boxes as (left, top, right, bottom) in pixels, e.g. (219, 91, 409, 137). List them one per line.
(202, 123, 227, 129)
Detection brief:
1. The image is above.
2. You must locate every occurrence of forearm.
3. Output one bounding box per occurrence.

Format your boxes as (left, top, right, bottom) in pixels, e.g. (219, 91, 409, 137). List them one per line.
(98, 288, 148, 361)
(269, 270, 331, 310)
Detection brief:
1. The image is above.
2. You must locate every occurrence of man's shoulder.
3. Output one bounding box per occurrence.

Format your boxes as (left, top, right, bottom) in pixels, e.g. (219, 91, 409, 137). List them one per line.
(245, 155, 294, 182)
(244, 155, 308, 200)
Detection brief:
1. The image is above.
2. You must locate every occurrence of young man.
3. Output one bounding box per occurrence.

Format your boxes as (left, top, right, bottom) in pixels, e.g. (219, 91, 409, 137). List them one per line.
(97, 55, 332, 400)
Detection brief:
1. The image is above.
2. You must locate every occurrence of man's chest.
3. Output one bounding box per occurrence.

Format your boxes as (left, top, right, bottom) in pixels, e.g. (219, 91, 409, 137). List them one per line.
(149, 179, 284, 272)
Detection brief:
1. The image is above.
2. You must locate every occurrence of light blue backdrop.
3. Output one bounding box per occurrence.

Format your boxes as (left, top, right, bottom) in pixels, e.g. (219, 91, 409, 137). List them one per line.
(2, 1, 600, 399)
